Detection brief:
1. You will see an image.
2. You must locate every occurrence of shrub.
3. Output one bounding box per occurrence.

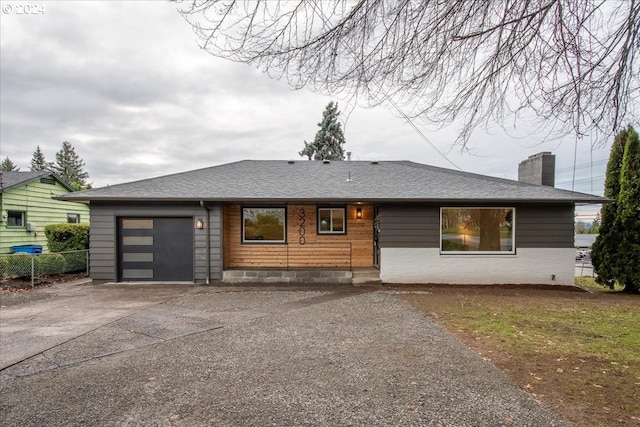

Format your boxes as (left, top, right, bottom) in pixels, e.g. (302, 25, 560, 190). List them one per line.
(0, 257, 8, 279)
(5, 254, 34, 278)
(44, 223, 89, 252)
(35, 254, 66, 275)
(63, 251, 87, 273)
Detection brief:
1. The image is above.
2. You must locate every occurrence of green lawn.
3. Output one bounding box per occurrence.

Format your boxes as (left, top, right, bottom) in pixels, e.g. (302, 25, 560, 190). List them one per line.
(400, 281, 640, 426)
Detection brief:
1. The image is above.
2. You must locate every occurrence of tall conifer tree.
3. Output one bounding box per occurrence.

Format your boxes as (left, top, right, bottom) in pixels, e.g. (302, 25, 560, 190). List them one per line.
(30, 146, 52, 171)
(615, 127, 640, 292)
(0, 157, 20, 171)
(54, 141, 90, 190)
(591, 125, 640, 293)
(299, 102, 346, 161)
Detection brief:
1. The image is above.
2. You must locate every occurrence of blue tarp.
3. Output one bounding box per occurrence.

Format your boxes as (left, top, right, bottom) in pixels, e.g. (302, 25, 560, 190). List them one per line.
(11, 245, 43, 254)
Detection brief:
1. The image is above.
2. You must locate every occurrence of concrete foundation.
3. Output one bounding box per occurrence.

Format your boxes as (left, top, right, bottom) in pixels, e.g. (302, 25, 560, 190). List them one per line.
(223, 269, 353, 284)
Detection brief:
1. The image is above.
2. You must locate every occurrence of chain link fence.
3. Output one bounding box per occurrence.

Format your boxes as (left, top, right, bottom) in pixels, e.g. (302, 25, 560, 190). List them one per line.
(0, 250, 89, 287)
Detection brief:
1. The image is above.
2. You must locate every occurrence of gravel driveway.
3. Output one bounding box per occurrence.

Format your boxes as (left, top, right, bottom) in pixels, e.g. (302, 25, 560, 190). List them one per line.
(0, 282, 568, 426)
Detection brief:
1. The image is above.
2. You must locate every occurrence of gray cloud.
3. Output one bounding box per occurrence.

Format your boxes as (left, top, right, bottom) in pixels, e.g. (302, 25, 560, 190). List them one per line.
(0, 1, 614, 221)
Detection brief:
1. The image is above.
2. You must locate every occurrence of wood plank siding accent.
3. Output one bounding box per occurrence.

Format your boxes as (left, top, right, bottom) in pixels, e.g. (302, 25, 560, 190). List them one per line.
(378, 203, 574, 249)
(88, 202, 222, 282)
(223, 204, 374, 269)
(0, 179, 90, 253)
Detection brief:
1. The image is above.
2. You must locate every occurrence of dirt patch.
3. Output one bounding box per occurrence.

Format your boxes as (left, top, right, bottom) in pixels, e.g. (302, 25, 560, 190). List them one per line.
(0, 273, 89, 307)
(1, 273, 88, 292)
(397, 284, 640, 427)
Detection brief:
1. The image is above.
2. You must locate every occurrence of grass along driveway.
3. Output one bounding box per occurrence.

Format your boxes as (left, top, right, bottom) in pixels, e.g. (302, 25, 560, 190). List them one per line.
(399, 281, 639, 427)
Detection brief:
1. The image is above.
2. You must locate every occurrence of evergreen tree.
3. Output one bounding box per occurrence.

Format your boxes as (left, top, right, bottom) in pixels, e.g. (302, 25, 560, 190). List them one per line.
(591, 128, 628, 290)
(54, 141, 90, 190)
(615, 127, 640, 292)
(591, 125, 640, 293)
(299, 102, 346, 161)
(30, 146, 53, 171)
(589, 213, 601, 234)
(0, 157, 20, 171)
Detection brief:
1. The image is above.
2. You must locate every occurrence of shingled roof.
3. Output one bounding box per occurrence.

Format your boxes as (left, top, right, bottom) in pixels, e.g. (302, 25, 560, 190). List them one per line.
(0, 171, 74, 193)
(58, 160, 606, 204)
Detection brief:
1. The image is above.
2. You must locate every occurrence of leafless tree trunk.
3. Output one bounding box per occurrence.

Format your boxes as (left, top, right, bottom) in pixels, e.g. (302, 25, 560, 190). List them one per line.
(176, 0, 639, 149)
(477, 209, 503, 251)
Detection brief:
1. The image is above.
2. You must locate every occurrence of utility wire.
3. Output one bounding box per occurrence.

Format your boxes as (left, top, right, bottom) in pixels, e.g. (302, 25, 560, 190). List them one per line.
(310, 3, 462, 170)
(556, 159, 607, 173)
(557, 175, 605, 185)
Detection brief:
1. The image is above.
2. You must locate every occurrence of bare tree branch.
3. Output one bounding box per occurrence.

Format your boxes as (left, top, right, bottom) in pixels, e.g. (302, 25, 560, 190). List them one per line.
(175, 0, 640, 148)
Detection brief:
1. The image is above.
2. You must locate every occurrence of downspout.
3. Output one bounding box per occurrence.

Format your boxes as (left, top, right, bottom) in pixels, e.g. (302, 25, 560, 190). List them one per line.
(200, 200, 211, 285)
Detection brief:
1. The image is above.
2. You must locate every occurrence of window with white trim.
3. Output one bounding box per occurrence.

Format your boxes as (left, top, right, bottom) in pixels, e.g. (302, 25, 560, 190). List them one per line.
(441, 208, 514, 254)
(242, 207, 286, 243)
(318, 208, 346, 234)
(7, 211, 25, 227)
(67, 213, 81, 223)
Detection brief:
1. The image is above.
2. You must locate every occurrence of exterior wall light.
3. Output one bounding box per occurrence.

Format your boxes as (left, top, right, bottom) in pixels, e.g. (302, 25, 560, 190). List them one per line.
(195, 219, 205, 229)
(356, 208, 362, 219)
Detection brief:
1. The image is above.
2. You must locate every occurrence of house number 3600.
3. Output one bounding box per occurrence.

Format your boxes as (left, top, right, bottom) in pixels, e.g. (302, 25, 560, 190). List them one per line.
(298, 208, 306, 245)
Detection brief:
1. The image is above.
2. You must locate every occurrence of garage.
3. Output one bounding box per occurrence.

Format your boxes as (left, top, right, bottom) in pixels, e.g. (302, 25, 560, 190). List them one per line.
(117, 217, 194, 281)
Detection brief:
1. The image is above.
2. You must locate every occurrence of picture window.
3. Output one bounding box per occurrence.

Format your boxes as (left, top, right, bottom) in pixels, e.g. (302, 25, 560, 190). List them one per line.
(242, 207, 286, 243)
(440, 208, 514, 254)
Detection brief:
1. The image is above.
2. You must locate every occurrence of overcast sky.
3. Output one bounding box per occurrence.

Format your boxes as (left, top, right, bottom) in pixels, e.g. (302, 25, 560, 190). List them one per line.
(0, 1, 623, 219)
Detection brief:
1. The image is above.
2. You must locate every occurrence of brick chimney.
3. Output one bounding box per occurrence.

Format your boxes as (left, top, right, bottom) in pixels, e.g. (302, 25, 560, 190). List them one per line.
(518, 152, 555, 187)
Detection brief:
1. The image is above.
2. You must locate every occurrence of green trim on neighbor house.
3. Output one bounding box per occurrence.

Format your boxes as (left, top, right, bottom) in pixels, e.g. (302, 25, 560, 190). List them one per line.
(0, 174, 90, 254)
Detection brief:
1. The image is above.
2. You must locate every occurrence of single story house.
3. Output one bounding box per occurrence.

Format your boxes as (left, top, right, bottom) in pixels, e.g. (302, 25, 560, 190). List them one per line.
(59, 159, 605, 285)
(1, 171, 90, 254)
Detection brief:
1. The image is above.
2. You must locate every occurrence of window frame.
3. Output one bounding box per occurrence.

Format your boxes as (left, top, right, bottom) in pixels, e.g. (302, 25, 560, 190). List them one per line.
(67, 213, 81, 223)
(39, 177, 56, 185)
(440, 207, 515, 255)
(317, 207, 347, 235)
(7, 210, 25, 228)
(242, 206, 287, 244)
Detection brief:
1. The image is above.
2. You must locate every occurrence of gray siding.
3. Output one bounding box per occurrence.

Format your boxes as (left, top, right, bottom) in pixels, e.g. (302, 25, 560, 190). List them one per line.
(89, 202, 222, 283)
(379, 206, 440, 248)
(516, 204, 574, 248)
(379, 203, 574, 249)
(203, 206, 223, 280)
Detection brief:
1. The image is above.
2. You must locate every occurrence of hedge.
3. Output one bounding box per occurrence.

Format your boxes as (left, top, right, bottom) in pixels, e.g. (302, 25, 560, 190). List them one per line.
(44, 223, 89, 252)
(2, 254, 33, 279)
(35, 254, 66, 275)
(0, 257, 8, 279)
(63, 251, 88, 273)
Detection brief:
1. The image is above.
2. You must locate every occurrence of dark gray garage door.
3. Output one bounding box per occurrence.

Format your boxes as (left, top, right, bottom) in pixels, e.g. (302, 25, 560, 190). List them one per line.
(118, 217, 194, 281)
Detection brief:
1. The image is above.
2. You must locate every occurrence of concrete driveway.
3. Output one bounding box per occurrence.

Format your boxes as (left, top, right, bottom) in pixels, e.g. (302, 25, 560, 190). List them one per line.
(0, 281, 568, 426)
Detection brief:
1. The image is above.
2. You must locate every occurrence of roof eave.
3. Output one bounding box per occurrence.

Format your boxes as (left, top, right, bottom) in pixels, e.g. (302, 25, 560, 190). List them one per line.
(56, 196, 608, 204)
(3, 171, 76, 192)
